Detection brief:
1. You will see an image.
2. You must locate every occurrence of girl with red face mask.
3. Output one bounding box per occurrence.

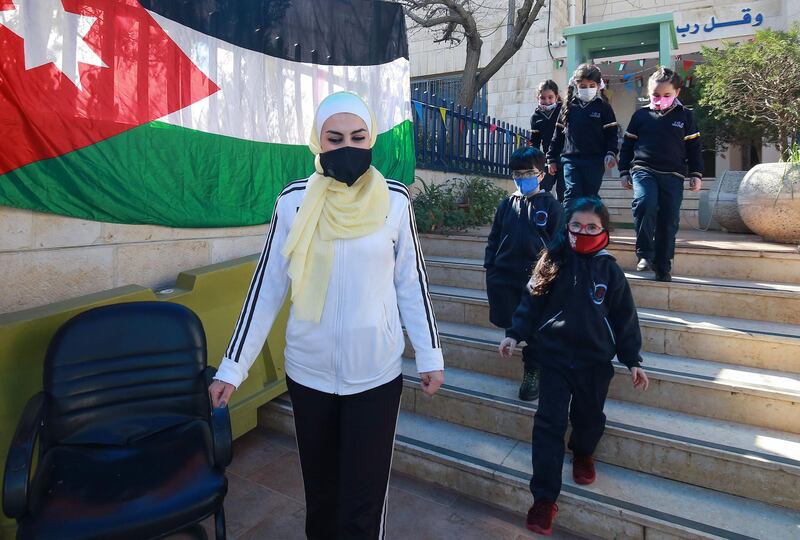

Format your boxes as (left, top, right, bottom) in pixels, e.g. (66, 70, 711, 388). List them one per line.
(498, 197, 649, 536)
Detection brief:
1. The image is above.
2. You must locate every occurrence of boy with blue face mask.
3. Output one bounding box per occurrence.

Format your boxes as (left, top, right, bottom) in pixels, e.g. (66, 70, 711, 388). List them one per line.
(484, 147, 563, 400)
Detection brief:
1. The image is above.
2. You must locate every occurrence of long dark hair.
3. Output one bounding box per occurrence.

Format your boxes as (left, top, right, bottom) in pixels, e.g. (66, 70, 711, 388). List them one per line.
(558, 64, 606, 129)
(530, 197, 611, 296)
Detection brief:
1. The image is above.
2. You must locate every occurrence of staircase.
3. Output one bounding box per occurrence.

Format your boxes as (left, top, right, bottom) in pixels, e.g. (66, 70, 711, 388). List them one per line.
(600, 177, 711, 229)
(260, 227, 800, 539)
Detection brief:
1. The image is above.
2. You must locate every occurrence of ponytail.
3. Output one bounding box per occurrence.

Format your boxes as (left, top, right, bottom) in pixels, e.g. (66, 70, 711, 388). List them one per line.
(558, 85, 574, 128)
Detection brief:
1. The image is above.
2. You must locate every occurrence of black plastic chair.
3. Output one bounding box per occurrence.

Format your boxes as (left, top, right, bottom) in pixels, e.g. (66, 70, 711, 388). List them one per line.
(3, 302, 232, 540)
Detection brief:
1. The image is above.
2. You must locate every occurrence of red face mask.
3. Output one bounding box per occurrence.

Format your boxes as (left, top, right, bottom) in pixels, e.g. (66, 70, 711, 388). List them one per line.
(568, 230, 609, 255)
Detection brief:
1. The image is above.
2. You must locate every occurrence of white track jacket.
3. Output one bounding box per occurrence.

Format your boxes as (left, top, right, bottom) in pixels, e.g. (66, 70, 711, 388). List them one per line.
(214, 177, 444, 395)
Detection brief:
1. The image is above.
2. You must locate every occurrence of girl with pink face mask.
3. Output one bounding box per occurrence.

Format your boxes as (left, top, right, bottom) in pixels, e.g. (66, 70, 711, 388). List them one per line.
(617, 67, 704, 282)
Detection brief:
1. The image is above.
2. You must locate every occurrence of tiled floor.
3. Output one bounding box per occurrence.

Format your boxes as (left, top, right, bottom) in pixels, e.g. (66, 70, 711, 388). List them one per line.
(173, 427, 584, 540)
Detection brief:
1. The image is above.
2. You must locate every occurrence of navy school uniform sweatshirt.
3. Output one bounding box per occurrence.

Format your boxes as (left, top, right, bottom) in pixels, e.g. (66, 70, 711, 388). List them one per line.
(484, 191, 563, 280)
(530, 103, 562, 155)
(505, 249, 643, 369)
(618, 102, 703, 180)
(546, 97, 619, 165)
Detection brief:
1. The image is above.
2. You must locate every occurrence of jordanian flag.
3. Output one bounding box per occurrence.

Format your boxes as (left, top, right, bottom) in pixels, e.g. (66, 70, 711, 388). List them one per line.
(0, 0, 413, 227)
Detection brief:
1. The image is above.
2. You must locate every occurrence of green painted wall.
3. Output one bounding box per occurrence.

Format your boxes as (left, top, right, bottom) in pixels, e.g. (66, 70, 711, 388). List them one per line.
(0, 255, 289, 539)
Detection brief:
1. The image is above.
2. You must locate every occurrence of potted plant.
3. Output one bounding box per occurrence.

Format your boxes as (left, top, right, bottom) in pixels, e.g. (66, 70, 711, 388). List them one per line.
(694, 27, 800, 239)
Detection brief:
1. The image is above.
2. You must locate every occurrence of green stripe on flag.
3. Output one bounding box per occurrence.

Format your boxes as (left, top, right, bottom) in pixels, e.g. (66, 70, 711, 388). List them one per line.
(0, 120, 415, 228)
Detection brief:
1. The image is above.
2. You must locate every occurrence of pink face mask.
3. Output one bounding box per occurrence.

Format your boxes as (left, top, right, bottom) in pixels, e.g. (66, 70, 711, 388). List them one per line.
(650, 95, 676, 110)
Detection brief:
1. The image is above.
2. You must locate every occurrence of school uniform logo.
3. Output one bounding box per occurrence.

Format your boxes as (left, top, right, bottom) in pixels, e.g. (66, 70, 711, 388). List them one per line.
(591, 283, 608, 305)
(672, 121, 685, 129)
(590, 112, 601, 119)
(534, 210, 548, 227)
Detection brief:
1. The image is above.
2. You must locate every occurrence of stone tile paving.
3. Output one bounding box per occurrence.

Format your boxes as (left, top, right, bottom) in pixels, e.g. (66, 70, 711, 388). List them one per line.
(168, 427, 587, 539)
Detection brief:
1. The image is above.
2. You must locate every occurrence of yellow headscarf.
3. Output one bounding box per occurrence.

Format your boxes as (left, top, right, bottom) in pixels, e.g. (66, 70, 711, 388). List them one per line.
(281, 92, 390, 322)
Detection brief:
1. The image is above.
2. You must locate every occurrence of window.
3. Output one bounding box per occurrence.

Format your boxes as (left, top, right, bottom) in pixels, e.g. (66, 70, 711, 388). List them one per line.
(411, 75, 488, 115)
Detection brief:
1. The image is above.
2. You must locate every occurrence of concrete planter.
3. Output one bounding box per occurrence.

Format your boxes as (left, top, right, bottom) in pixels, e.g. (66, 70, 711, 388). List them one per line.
(738, 163, 800, 244)
(709, 171, 751, 234)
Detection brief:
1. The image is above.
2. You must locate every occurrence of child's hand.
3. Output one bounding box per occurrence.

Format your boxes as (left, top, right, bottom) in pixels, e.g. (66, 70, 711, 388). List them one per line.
(688, 177, 702, 192)
(631, 367, 649, 391)
(499, 337, 517, 358)
(620, 177, 633, 190)
(604, 154, 617, 169)
(548, 163, 558, 175)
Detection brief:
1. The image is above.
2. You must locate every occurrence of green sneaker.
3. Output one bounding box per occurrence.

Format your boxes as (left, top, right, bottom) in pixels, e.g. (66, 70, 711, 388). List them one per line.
(519, 367, 540, 401)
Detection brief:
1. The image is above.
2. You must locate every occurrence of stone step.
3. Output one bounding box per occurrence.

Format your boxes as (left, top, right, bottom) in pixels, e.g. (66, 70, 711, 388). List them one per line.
(419, 230, 800, 284)
(602, 197, 701, 211)
(406, 320, 800, 433)
(427, 285, 800, 374)
(260, 399, 800, 540)
(425, 256, 800, 325)
(399, 358, 800, 510)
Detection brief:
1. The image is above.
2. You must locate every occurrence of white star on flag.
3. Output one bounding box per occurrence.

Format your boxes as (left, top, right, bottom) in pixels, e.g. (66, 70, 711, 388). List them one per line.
(0, 0, 107, 90)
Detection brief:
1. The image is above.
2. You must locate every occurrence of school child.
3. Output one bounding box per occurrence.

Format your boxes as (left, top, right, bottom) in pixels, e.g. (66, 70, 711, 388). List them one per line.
(530, 80, 565, 201)
(618, 67, 703, 282)
(485, 147, 563, 401)
(498, 197, 649, 536)
(546, 64, 619, 207)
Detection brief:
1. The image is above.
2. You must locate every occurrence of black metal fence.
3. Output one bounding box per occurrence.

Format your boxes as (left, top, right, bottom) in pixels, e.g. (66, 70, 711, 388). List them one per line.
(412, 89, 532, 178)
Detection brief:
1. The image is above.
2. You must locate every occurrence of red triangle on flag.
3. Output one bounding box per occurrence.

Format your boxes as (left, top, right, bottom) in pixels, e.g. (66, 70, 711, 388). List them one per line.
(0, 0, 219, 175)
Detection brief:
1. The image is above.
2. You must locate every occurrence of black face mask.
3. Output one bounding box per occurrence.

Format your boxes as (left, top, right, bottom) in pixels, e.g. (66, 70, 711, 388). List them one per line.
(319, 146, 372, 187)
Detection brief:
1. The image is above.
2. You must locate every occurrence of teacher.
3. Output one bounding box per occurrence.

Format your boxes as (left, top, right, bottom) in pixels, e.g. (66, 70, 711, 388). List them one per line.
(209, 91, 445, 539)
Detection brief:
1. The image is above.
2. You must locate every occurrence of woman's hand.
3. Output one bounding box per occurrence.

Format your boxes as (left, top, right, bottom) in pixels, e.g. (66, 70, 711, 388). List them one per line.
(499, 337, 517, 358)
(548, 163, 558, 176)
(631, 367, 649, 391)
(420, 370, 444, 396)
(209, 380, 236, 408)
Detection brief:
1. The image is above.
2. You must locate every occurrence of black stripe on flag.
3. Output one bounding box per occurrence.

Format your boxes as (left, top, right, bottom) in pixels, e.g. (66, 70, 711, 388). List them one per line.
(140, 0, 408, 66)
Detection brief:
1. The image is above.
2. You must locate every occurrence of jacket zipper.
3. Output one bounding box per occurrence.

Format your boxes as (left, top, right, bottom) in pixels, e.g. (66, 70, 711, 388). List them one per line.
(603, 317, 616, 345)
(333, 240, 345, 394)
(496, 234, 509, 255)
(538, 310, 563, 331)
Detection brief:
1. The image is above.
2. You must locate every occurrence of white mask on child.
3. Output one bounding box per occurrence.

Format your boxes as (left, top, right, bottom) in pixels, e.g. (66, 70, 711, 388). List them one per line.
(540, 102, 557, 111)
(577, 87, 597, 102)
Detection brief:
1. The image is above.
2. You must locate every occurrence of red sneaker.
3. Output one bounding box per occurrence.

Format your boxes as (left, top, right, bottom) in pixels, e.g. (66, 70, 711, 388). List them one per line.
(526, 500, 558, 535)
(573, 454, 596, 485)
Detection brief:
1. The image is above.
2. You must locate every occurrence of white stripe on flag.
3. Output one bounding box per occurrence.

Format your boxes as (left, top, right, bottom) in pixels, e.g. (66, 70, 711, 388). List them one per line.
(147, 10, 411, 146)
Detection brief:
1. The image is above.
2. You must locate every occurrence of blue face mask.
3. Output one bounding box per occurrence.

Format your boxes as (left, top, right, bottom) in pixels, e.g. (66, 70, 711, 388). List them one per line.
(514, 176, 539, 195)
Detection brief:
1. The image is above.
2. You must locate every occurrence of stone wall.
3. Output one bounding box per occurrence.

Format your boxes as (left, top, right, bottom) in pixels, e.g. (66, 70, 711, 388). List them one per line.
(0, 207, 266, 314)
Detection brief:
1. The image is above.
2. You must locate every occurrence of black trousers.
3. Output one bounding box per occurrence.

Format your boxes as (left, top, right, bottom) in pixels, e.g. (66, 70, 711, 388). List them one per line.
(540, 169, 565, 202)
(530, 361, 614, 502)
(486, 273, 537, 371)
(631, 168, 685, 272)
(287, 375, 403, 540)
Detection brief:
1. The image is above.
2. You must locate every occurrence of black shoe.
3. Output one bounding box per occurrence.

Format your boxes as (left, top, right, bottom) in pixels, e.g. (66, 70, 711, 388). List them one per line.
(636, 258, 652, 271)
(519, 368, 540, 401)
(654, 271, 672, 282)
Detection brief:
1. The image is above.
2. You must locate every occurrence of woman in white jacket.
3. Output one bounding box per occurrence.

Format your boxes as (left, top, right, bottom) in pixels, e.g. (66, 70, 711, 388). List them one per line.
(208, 91, 444, 539)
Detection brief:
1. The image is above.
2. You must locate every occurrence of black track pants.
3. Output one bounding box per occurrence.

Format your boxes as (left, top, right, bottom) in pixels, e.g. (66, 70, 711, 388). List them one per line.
(287, 375, 403, 540)
(530, 361, 614, 502)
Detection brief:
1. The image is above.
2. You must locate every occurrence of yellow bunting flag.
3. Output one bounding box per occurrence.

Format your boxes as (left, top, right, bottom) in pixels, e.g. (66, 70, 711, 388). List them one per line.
(439, 107, 447, 126)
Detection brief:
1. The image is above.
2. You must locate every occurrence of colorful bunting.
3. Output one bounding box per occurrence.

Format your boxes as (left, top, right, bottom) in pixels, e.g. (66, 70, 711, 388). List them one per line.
(439, 107, 447, 126)
(489, 124, 497, 133)
(617, 60, 627, 71)
(682, 60, 696, 72)
(637, 59, 646, 67)
(554, 59, 564, 69)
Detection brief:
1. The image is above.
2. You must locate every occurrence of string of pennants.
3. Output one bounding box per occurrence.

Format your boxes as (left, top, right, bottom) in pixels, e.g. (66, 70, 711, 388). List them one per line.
(411, 100, 526, 146)
(551, 57, 699, 93)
